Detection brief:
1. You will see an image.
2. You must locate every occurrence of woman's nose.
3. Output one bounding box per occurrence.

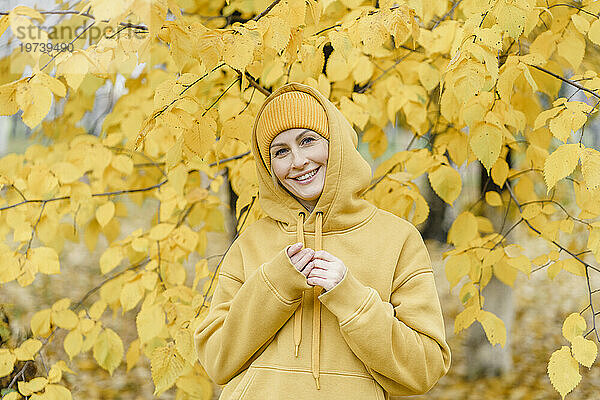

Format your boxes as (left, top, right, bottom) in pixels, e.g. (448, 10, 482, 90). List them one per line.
(291, 150, 309, 168)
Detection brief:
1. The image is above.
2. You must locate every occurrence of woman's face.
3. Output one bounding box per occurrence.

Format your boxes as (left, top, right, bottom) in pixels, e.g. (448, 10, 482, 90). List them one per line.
(269, 128, 329, 209)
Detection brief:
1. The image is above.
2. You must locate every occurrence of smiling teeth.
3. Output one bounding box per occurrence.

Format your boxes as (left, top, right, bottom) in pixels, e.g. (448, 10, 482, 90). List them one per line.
(295, 169, 317, 181)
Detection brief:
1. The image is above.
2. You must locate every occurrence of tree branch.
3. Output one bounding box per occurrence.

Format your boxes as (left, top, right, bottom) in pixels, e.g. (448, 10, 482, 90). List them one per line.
(531, 65, 600, 99)
(0, 10, 149, 31)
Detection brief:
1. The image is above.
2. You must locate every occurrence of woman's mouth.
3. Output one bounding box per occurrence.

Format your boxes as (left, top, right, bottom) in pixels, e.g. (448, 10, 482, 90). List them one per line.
(290, 167, 320, 184)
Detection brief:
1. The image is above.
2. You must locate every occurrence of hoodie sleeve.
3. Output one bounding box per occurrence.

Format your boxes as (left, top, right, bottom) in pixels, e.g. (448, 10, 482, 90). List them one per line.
(194, 241, 312, 385)
(317, 224, 451, 396)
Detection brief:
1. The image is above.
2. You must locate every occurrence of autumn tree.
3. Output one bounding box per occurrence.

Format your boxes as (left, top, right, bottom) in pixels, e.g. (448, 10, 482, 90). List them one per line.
(0, 0, 599, 399)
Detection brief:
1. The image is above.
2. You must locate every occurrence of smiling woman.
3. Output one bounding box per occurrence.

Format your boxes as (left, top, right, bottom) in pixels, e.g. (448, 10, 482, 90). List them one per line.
(268, 128, 329, 212)
(194, 83, 451, 400)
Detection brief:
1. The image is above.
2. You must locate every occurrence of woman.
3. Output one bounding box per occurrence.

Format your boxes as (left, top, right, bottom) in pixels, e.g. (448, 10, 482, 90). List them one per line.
(194, 82, 451, 399)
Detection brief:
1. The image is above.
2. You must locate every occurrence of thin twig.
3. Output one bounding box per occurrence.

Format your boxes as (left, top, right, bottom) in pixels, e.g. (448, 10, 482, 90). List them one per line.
(531, 65, 600, 99)
(0, 9, 148, 31)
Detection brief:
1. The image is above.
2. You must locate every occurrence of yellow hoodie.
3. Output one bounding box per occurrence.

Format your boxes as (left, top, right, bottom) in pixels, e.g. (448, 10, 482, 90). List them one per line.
(194, 82, 451, 399)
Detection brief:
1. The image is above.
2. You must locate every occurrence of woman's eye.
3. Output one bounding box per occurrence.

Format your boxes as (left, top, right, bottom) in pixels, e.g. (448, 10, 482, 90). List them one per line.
(301, 137, 315, 145)
(274, 148, 287, 157)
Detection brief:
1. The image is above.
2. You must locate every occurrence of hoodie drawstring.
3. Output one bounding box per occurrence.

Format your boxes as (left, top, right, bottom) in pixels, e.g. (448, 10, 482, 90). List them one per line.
(293, 212, 305, 358)
(292, 211, 324, 390)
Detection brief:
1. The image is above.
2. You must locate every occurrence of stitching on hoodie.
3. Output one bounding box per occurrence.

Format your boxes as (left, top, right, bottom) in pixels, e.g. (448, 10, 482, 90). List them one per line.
(259, 267, 301, 306)
(339, 288, 376, 327)
(250, 364, 374, 379)
(218, 271, 244, 284)
(276, 207, 376, 235)
(396, 268, 433, 289)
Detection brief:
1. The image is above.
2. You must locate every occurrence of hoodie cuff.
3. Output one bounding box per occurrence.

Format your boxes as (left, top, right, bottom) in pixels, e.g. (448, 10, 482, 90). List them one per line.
(318, 268, 374, 326)
(261, 248, 312, 304)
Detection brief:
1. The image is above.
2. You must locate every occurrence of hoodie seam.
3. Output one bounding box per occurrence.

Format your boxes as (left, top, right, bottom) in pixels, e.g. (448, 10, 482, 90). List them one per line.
(339, 288, 376, 327)
(259, 266, 302, 306)
(276, 207, 377, 235)
(250, 364, 375, 379)
(395, 268, 434, 290)
(218, 271, 244, 284)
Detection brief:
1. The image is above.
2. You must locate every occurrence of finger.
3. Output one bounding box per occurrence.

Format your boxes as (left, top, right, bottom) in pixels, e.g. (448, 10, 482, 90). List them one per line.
(307, 276, 327, 287)
(290, 248, 312, 266)
(289, 247, 309, 263)
(296, 248, 315, 271)
(312, 250, 337, 262)
(287, 242, 303, 257)
(301, 258, 327, 277)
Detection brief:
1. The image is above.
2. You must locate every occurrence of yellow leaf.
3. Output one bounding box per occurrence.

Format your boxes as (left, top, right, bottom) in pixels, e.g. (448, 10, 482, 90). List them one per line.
(18, 377, 48, 396)
(175, 328, 195, 365)
(490, 157, 508, 186)
(16, 82, 53, 129)
(548, 346, 581, 399)
(56, 51, 90, 91)
(149, 223, 176, 241)
(31, 73, 66, 98)
(571, 335, 597, 368)
(495, 0, 532, 38)
(29, 246, 60, 275)
(52, 309, 78, 330)
(533, 106, 562, 130)
(0, 348, 16, 378)
(151, 343, 186, 396)
(50, 162, 82, 184)
(549, 110, 574, 142)
(30, 309, 52, 338)
(588, 19, 600, 45)
(14, 338, 42, 361)
(0, 15, 9, 38)
(111, 155, 133, 175)
(445, 253, 470, 288)
(580, 148, 600, 191)
(469, 122, 503, 171)
(557, 29, 585, 71)
(44, 384, 72, 400)
(571, 14, 590, 34)
(561, 258, 586, 277)
(485, 191, 502, 207)
(91, 0, 133, 21)
(120, 278, 144, 312)
(352, 55, 375, 85)
(89, 299, 107, 320)
(448, 211, 478, 246)
(99, 246, 123, 275)
(136, 304, 165, 343)
(0, 251, 20, 284)
(543, 143, 582, 191)
(63, 330, 83, 360)
(562, 313, 587, 343)
(93, 328, 124, 375)
(2, 391, 20, 400)
(96, 201, 115, 228)
(454, 305, 479, 334)
(493, 259, 518, 287)
(428, 164, 461, 205)
(506, 255, 531, 276)
(477, 310, 507, 347)
(340, 96, 369, 130)
(126, 339, 141, 372)
(176, 370, 213, 399)
(225, 28, 259, 70)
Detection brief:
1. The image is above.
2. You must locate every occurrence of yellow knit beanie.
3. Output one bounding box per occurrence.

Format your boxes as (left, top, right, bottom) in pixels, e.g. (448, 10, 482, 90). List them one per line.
(256, 91, 329, 171)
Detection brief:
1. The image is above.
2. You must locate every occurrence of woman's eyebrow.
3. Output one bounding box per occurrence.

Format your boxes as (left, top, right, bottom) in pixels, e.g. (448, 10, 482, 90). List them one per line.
(270, 129, 313, 148)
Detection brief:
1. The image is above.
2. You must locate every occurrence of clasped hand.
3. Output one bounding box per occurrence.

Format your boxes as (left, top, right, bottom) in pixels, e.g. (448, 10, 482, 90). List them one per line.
(286, 242, 346, 292)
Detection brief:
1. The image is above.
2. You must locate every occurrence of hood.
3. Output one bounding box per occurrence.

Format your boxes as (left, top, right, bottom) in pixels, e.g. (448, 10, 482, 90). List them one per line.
(250, 82, 376, 233)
